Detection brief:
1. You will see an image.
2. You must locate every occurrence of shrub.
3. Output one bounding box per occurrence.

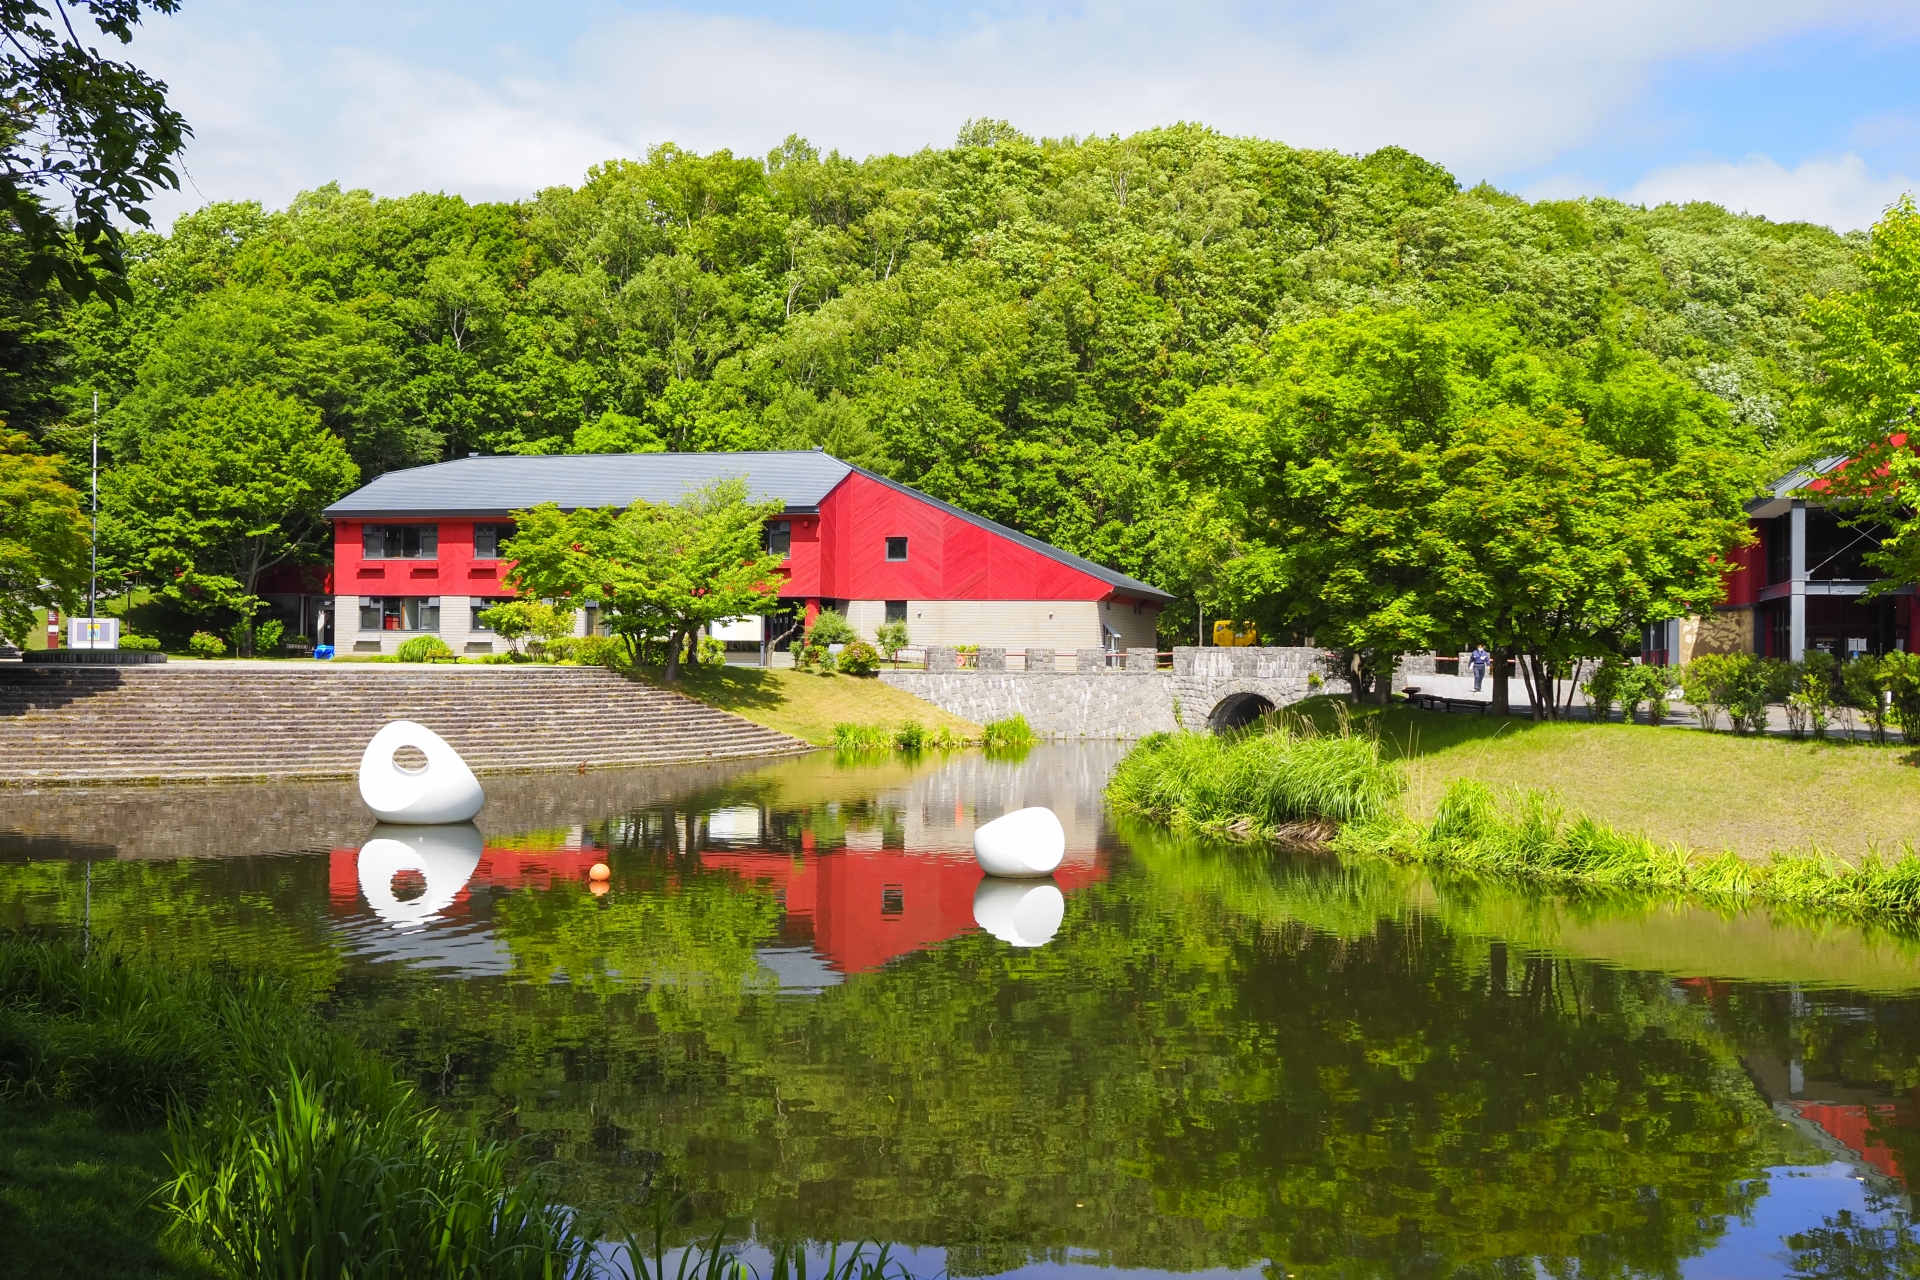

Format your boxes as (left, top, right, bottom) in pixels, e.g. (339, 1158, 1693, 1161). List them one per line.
(1785, 651, 1837, 740)
(1883, 651, 1920, 744)
(796, 642, 834, 673)
(396, 635, 454, 663)
(1841, 654, 1891, 742)
(805, 608, 857, 648)
(875, 619, 911, 665)
(253, 618, 285, 654)
(838, 639, 880, 676)
(1618, 663, 1676, 725)
(188, 631, 226, 659)
(1681, 653, 1783, 733)
(477, 600, 576, 656)
(1580, 659, 1627, 722)
(982, 714, 1037, 750)
(893, 720, 927, 752)
(1107, 718, 1404, 834)
(118, 633, 160, 651)
(928, 724, 964, 750)
(831, 722, 891, 752)
(698, 634, 726, 665)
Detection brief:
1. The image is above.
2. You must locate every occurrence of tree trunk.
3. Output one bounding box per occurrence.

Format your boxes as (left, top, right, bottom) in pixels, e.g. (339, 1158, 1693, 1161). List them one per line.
(663, 627, 683, 682)
(1491, 647, 1511, 715)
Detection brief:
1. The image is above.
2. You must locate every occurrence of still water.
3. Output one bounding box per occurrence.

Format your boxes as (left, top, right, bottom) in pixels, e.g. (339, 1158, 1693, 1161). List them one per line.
(4, 744, 1920, 1278)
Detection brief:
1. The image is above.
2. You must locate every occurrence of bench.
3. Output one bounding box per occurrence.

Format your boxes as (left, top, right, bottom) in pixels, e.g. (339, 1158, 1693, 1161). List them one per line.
(1403, 688, 1492, 714)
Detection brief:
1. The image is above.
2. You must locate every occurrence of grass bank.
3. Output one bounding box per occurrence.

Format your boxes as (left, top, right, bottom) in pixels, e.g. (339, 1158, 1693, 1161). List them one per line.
(1290, 699, 1920, 862)
(0, 937, 591, 1279)
(1107, 706, 1920, 927)
(648, 666, 979, 746)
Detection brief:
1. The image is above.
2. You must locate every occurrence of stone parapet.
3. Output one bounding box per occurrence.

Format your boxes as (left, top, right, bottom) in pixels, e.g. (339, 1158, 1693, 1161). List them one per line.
(880, 645, 1327, 739)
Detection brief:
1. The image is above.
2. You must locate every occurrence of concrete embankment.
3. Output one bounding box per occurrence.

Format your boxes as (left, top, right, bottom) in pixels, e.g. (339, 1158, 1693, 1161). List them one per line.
(0, 662, 811, 785)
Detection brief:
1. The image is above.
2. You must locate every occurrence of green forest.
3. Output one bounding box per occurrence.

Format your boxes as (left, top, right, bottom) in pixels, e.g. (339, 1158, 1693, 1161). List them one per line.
(0, 121, 1878, 645)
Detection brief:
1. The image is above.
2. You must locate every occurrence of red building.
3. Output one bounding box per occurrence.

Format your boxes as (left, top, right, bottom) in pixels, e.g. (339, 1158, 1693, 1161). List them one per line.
(320, 451, 1170, 657)
(1660, 456, 1918, 664)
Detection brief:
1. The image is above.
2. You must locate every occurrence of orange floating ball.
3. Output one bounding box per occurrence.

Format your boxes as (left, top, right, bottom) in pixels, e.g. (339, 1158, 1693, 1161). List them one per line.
(588, 862, 611, 882)
(589, 880, 611, 897)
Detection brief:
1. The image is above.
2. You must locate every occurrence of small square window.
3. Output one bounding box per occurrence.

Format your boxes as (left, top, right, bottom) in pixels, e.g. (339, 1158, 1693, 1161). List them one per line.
(765, 520, 791, 556)
(473, 523, 514, 560)
(885, 536, 908, 562)
(885, 600, 907, 624)
(881, 884, 905, 915)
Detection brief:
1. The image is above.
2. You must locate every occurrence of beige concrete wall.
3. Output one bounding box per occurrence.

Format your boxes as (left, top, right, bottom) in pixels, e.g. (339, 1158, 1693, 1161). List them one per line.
(1680, 608, 1755, 662)
(339, 593, 510, 656)
(853, 600, 1106, 650)
(1101, 598, 1162, 651)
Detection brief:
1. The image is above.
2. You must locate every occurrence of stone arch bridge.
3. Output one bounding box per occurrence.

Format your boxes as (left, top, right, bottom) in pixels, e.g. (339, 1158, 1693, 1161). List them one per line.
(880, 646, 1326, 739)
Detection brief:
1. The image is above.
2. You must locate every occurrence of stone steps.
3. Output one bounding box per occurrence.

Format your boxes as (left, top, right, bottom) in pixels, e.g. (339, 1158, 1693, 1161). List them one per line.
(0, 664, 811, 783)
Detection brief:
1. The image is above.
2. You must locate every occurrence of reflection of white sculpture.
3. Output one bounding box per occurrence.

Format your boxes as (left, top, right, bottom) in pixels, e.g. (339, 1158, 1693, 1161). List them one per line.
(973, 878, 1065, 948)
(358, 720, 484, 823)
(973, 806, 1065, 877)
(356, 823, 483, 930)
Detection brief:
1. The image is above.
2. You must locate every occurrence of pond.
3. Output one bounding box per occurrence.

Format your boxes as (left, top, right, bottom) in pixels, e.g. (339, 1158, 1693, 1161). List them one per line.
(3, 743, 1920, 1278)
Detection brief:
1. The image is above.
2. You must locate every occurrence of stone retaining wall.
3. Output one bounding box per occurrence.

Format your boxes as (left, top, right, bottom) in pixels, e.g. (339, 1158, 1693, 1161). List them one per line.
(882, 645, 1328, 738)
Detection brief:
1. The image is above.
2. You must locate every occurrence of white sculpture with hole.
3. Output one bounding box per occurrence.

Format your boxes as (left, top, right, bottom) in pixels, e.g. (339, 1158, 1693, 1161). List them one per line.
(972, 878, 1065, 948)
(356, 823, 484, 930)
(972, 806, 1065, 877)
(358, 720, 484, 823)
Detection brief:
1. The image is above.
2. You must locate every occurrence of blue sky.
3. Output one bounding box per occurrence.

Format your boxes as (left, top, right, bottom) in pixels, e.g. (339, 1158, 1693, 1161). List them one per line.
(117, 1, 1920, 231)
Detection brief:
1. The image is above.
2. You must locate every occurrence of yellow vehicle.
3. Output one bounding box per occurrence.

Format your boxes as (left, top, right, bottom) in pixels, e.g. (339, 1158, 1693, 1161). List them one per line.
(1211, 620, 1257, 647)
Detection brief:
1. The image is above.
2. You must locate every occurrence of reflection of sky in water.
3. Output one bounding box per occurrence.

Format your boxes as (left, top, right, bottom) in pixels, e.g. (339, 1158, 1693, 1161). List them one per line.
(1683, 1164, 1886, 1279)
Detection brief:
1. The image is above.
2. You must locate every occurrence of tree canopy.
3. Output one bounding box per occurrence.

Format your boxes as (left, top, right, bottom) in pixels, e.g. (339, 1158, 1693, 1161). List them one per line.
(0, 123, 1874, 642)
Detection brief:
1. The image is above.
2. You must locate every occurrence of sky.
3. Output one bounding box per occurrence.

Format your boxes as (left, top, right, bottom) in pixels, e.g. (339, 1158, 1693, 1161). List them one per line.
(106, 0, 1920, 232)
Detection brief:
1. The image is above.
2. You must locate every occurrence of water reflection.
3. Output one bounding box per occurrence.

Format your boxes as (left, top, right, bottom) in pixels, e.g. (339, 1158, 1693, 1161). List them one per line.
(6, 743, 1920, 1278)
(355, 824, 482, 929)
(972, 878, 1064, 947)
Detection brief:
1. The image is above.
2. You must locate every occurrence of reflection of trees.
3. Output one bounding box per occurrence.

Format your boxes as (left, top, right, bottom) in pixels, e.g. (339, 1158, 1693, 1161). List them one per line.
(332, 845, 1781, 1279)
(1786, 1195, 1920, 1279)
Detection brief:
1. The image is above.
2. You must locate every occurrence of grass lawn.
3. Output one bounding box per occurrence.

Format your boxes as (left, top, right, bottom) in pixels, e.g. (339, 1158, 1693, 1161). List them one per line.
(644, 665, 980, 746)
(0, 1104, 210, 1279)
(1320, 701, 1920, 861)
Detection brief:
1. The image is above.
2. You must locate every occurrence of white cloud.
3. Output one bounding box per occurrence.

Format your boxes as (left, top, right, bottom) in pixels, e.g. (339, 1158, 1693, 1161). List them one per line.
(1619, 152, 1915, 231)
(121, 0, 1920, 221)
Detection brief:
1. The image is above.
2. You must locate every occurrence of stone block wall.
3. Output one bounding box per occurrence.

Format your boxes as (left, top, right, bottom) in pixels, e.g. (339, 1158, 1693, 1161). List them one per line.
(881, 646, 1327, 739)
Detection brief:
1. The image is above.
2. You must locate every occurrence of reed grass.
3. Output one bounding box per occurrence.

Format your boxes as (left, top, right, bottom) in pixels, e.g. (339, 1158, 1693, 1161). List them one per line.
(1105, 717, 1404, 835)
(0, 936, 596, 1279)
(981, 714, 1037, 750)
(830, 722, 893, 752)
(892, 721, 927, 752)
(165, 1071, 591, 1280)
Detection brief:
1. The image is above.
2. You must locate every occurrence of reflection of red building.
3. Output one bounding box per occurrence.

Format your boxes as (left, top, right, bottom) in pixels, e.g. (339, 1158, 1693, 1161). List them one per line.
(331, 836, 1105, 976)
(1788, 1102, 1911, 1183)
(702, 848, 1104, 975)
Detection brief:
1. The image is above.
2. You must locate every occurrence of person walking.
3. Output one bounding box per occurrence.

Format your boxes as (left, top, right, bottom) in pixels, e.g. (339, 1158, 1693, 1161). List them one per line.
(1470, 644, 1491, 694)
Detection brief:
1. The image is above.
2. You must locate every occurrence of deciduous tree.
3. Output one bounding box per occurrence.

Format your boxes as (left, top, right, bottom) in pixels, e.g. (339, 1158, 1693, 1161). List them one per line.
(0, 427, 85, 644)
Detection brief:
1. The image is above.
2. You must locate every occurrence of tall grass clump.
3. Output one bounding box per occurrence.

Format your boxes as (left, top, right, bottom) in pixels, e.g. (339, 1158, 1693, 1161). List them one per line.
(981, 714, 1037, 750)
(1106, 718, 1404, 836)
(165, 1071, 592, 1280)
(0, 936, 596, 1279)
(1341, 779, 1920, 924)
(892, 720, 927, 752)
(831, 722, 893, 752)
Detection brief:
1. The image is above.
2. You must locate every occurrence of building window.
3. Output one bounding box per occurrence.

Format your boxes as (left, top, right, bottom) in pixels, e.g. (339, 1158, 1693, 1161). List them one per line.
(472, 523, 514, 559)
(360, 597, 440, 632)
(765, 520, 791, 556)
(470, 598, 510, 631)
(885, 536, 908, 561)
(885, 600, 907, 624)
(881, 884, 905, 916)
(361, 524, 439, 560)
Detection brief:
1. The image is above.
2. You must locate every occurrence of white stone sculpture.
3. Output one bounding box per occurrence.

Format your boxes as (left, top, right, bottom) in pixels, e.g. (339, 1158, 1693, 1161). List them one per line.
(972, 806, 1065, 877)
(358, 720, 484, 823)
(972, 878, 1065, 948)
(356, 823, 483, 930)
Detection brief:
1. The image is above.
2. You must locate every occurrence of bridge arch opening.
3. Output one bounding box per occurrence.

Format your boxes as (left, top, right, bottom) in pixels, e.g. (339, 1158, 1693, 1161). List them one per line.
(1209, 692, 1276, 734)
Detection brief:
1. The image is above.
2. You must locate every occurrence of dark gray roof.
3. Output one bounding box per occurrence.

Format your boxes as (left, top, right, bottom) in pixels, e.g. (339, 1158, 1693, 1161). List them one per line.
(324, 451, 854, 518)
(326, 450, 1173, 603)
(1747, 454, 1849, 518)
